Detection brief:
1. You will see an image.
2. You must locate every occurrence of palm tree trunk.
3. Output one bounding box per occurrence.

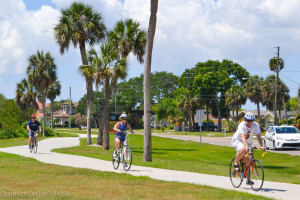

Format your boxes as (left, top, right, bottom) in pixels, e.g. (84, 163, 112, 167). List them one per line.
(42, 95, 46, 137)
(217, 104, 222, 132)
(236, 106, 239, 123)
(97, 112, 104, 146)
(206, 104, 209, 132)
(86, 80, 93, 145)
(102, 87, 110, 150)
(283, 98, 288, 124)
(51, 100, 54, 130)
(257, 102, 260, 119)
(143, 0, 158, 162)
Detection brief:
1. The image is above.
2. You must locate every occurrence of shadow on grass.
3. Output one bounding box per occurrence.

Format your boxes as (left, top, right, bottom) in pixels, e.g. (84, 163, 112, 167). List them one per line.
(263, 165, 288, 170)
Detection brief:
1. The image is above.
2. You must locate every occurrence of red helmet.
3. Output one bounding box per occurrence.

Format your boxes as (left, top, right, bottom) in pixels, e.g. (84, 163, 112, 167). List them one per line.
(31, 114, 36, 118)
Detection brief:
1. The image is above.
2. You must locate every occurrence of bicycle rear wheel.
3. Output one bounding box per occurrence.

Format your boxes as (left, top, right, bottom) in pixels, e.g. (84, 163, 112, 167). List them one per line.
(250, 159, 264, 191)
(112, 149, 121, 170)
(123, 146, 132, 171)
(33, 139, 38, 153)
(229, 157, 243, 188)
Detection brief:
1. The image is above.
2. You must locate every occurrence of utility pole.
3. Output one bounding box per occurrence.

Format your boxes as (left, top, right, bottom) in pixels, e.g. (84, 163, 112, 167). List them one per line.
(274, 46, 280, 125)
(69, 86, 71, 128)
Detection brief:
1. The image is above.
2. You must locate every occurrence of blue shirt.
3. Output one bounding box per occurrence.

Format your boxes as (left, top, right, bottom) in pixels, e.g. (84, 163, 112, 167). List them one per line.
(26, 121, 40, 131)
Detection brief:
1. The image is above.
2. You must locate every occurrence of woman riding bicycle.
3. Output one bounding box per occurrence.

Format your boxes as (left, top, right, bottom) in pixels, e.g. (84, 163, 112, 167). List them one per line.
(231, 112, 264, 185)
(113, 112, 135, 159)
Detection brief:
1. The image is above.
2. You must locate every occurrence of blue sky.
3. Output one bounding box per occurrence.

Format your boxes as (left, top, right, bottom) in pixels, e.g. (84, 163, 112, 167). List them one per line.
(0, 0, 299, 111)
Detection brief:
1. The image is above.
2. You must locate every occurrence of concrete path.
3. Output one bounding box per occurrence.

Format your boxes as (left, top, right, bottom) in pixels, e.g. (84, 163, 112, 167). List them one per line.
(151, 133, 300, 156)
(0, 136, 299, 200)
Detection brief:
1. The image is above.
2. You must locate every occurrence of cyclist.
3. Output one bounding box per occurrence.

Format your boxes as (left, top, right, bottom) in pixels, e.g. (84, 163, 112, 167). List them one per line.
(27, 114, 42, 149)
(231, 112, 264, 185)
(113, 112, 135, 159)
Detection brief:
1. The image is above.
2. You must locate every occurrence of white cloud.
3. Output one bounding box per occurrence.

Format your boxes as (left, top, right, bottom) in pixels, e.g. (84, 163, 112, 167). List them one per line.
(1, 0, 300, 101)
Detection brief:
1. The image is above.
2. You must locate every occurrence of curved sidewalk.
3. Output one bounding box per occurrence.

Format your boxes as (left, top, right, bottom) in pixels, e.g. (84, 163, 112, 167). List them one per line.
(0, 136, 299, 200)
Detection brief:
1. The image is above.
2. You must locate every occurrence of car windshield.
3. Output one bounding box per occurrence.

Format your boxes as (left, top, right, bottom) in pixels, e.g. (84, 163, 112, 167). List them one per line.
(275, 127, 300, 134)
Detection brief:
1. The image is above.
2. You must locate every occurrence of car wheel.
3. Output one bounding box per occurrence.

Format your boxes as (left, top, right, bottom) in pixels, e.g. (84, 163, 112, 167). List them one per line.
(273, 141, 276, 150)
(264, 140, 269, 149)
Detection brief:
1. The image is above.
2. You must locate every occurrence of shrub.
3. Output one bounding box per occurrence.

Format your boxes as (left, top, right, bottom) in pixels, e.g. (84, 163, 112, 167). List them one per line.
(168, 125, 174, 130)
(0, 129, 21, 139)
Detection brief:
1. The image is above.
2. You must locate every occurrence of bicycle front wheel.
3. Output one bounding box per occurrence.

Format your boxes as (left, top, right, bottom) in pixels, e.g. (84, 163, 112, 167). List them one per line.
(250, 159, 264, 191)
(33, 139, 38, 153)
(229, 157, 243, 188)
(123, 146, 132, 171)
(112, 149, 121, 170)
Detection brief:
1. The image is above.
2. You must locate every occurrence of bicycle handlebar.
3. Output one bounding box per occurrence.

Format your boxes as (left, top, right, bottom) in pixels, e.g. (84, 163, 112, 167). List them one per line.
(245, 147, 266, 158)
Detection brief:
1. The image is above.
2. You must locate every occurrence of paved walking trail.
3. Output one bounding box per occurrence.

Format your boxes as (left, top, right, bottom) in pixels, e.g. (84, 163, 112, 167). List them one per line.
(0, 135, 299, 200)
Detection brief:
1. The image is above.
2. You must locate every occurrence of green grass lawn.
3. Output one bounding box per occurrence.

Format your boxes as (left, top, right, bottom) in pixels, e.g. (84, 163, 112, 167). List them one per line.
(0, 152, 271, 200)
(53, 134, 300, 185)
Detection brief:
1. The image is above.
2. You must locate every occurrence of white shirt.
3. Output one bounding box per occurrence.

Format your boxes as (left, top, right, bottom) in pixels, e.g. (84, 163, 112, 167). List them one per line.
(232, 121, 261, 145)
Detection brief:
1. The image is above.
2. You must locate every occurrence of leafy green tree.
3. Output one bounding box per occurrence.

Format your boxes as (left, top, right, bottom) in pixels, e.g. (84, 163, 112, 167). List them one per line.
(27, 50, 57, 137)
(187, 60, 249, 131)
(0, 94, 25, 138)
(152, 97, 179, 122)
(46, 81, 61, 130)
(54, 2, 106, 145)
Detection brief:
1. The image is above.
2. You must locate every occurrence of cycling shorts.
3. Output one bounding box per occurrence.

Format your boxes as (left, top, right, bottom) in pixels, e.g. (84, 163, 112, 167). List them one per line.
(28, 131, 38, 137)
(231, 138, 251, 152)
(115, 132, 126, 142)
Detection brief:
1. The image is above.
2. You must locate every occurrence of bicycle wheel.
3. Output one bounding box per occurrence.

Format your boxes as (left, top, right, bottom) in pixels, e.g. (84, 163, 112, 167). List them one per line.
(250, 159, 264, 191)
(122, 146, 132, 171)
(112, 149, 121, 170)
(33, 139, 38, 153)
(229, 157, 243, 188)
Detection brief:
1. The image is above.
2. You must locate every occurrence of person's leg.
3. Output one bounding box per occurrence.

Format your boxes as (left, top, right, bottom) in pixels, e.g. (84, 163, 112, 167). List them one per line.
(36, 133, 39, 142)
(115, 137, 121, 151)
(28, 132, 32, 146)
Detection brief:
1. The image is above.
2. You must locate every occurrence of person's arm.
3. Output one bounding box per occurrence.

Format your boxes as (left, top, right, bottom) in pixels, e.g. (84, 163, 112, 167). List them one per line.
(256, 133, 264, 148)
(127, 124, 135, 133)
(27, 125, 31, 132)
(113, 122, 121, 132)
(39, 125, 42, 133)
(240, 133, 249, 151)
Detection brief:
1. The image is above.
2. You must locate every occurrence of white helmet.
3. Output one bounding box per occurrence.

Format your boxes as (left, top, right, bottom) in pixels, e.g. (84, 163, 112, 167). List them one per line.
(244, 112, 255, 121)
(120, 113, 128, 118)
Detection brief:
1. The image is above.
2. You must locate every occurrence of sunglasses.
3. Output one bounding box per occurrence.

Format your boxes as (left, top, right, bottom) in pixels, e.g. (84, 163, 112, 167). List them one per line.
(246, 120, 254, 123)
(122, 118, 127, 120)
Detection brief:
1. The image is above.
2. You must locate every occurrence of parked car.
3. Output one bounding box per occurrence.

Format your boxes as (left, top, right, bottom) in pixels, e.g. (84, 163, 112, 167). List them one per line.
(264, 125, 300, 150)
(194, 122, 218, 132)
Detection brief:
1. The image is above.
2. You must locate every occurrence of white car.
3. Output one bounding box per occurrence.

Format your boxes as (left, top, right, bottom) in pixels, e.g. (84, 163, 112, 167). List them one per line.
(264, 125, 300, 150)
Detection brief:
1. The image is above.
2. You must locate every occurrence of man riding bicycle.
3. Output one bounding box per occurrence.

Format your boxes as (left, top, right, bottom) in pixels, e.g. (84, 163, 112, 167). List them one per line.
(231, 112, 264, 185)
(113, 112, 135, 159)
(27, 114, 41, 149)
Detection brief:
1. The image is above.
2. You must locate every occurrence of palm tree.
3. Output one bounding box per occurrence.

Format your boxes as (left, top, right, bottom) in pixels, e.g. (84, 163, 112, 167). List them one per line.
(244, 75, 264, 118)
(54, 2, 106, 144)
(143, 0, 158, 162)
(225, 85, 247, 122)
(16, 78, 38, 114)
(269, 57, 284, 125)
(46, 81, 61, 130)
(108, 18, 147, 63)
(27, 50, 57, 137)
(88, 42, 127, 150)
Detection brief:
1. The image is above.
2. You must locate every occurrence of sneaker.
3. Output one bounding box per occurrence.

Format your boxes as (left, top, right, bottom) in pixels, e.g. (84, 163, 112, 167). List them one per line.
(113, 151, 117, 159)
(246, 179, 254, 185)
(29, 145, 31, 149)
(124, 163, 128, 168)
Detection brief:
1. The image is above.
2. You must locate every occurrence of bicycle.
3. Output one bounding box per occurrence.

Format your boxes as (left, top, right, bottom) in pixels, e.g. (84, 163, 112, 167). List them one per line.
(229, 147, 266, 191)
(29, 131, 38, 153)
(112, 131, 132, 171)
